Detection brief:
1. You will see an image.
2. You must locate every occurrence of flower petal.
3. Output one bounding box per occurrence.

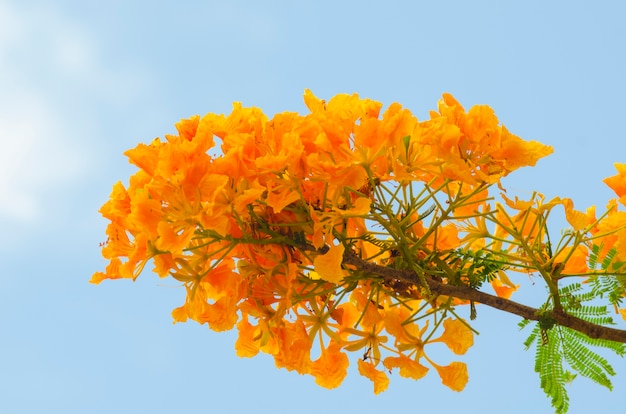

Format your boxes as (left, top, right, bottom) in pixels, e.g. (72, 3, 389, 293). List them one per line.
(433, 361, 469, 392)
(431, 318, 474, 355)
(358, 359, 390, 394)
(313, 243, 346, 284)
(310, 342, 349, 389)
(383, 355, 429, 380)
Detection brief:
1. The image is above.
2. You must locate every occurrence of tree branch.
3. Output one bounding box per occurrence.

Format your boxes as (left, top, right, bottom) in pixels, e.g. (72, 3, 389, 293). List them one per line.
(342, 251, 626, 343)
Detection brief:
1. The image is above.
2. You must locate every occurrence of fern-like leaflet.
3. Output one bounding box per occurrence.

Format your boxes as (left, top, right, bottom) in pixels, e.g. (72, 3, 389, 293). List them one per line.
(519, 282, 625, 414)
(588, 244, 626, 307)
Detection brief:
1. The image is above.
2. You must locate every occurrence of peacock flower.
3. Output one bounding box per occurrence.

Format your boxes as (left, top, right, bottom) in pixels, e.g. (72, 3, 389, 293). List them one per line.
(313, 243, 346, 284)
(553, 244, 590, 276)
(235, 316, 261, 358)
(357, 359, 390, 394)
(425, 93, 553, 185)
(383, 354, 429, 380)
(429, 318, 474, 355)
(271, 320, 312, 374)
(310, 342, 350, 389)
(555, 197, 597, 232)
(93, 89, 566, 397)
(604, 163, 626, 205)
(491, 275, 519, 299)
(429, 360, 469, 392)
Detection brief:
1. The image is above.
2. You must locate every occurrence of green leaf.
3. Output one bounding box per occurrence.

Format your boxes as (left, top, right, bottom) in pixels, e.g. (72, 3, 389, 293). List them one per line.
(522, 281, 624, 413)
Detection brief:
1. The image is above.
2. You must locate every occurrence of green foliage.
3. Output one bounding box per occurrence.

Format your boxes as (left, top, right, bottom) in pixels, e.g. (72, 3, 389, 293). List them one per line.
(520, 282, 626, 413)
(588, 244, 626, 307)
(533, 328, 570, 414)
(443, 249, 507, 289)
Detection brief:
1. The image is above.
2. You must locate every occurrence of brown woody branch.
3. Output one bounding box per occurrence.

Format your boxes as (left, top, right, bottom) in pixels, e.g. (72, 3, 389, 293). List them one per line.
(342, 251, 626, 344)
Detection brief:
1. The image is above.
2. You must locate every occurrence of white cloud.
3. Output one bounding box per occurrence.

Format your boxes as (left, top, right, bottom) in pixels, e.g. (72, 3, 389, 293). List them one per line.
(0, 1, 148, 222)
(0, 1, 24, 55)
(0, 103, 46, 220)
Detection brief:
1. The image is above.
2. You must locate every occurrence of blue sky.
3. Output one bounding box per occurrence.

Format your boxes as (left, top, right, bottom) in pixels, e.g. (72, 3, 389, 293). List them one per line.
(1, 1, 625, 413)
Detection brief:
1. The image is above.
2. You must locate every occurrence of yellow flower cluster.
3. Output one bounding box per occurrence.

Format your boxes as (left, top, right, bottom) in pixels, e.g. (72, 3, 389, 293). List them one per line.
(93, 90, 626, 393)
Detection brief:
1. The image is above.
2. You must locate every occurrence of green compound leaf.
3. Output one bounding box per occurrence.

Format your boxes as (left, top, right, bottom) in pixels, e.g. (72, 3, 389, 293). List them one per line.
(533, 328, 570, 414)
(520, 282, 626, 414)
(588, 245, 626, 307)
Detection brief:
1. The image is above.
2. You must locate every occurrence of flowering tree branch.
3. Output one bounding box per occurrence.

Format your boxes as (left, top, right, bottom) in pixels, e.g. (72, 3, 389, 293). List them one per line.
(341, 250, 626, 343)
(93, 90, 626, 413)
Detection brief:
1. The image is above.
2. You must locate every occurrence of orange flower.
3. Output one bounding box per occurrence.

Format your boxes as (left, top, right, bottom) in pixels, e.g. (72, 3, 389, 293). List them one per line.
(310, 342, 349, 389)
(303, 89, 382, 134)
(152, 253, 176, 277)
(350, 287, 385, 328)
(384, 305, 426, 351)
(173, 281, 239, 331)
(489, 125, 553, 174)
(431, 361, 469, 392)
(232, 185, 265, 216)
(272, 320, 312, 374)
(422, 93, 553, 185)
(491, 277, 519, 299)
(127, 189, 162, 238)
(430, 318, 474, 355)
(560, 197, 597, 232)
(430, 222, 460, 251)
(313, 243, 346, 284)
(235, 316, 260, 358)
(172, 115, 201, 141)
(202, 261, 241, 298)
(383, 355, 429, 380)
(454, 189, 490, 219)
(94, 90, 563, 396)
(338, 197, 371, 217)
(171, 304, 188, 323)
(124, 138, 163, 177)
(265, 182, 302, 213)
(100, 228, 150, 280)
(100, 221, 135, 259)
(604, 163, 626, 203)
(352, 102, 417, 174)
(497, 192, 556, 244)
(595, 199, 626, 260)
(553, 244, 590, 276)
(155, 221, 195, 255)
(99, 181, 131, 221)
(90, 257, 123, 284)
(357, 359, 390, 394)
(256, 114, 307, 176)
